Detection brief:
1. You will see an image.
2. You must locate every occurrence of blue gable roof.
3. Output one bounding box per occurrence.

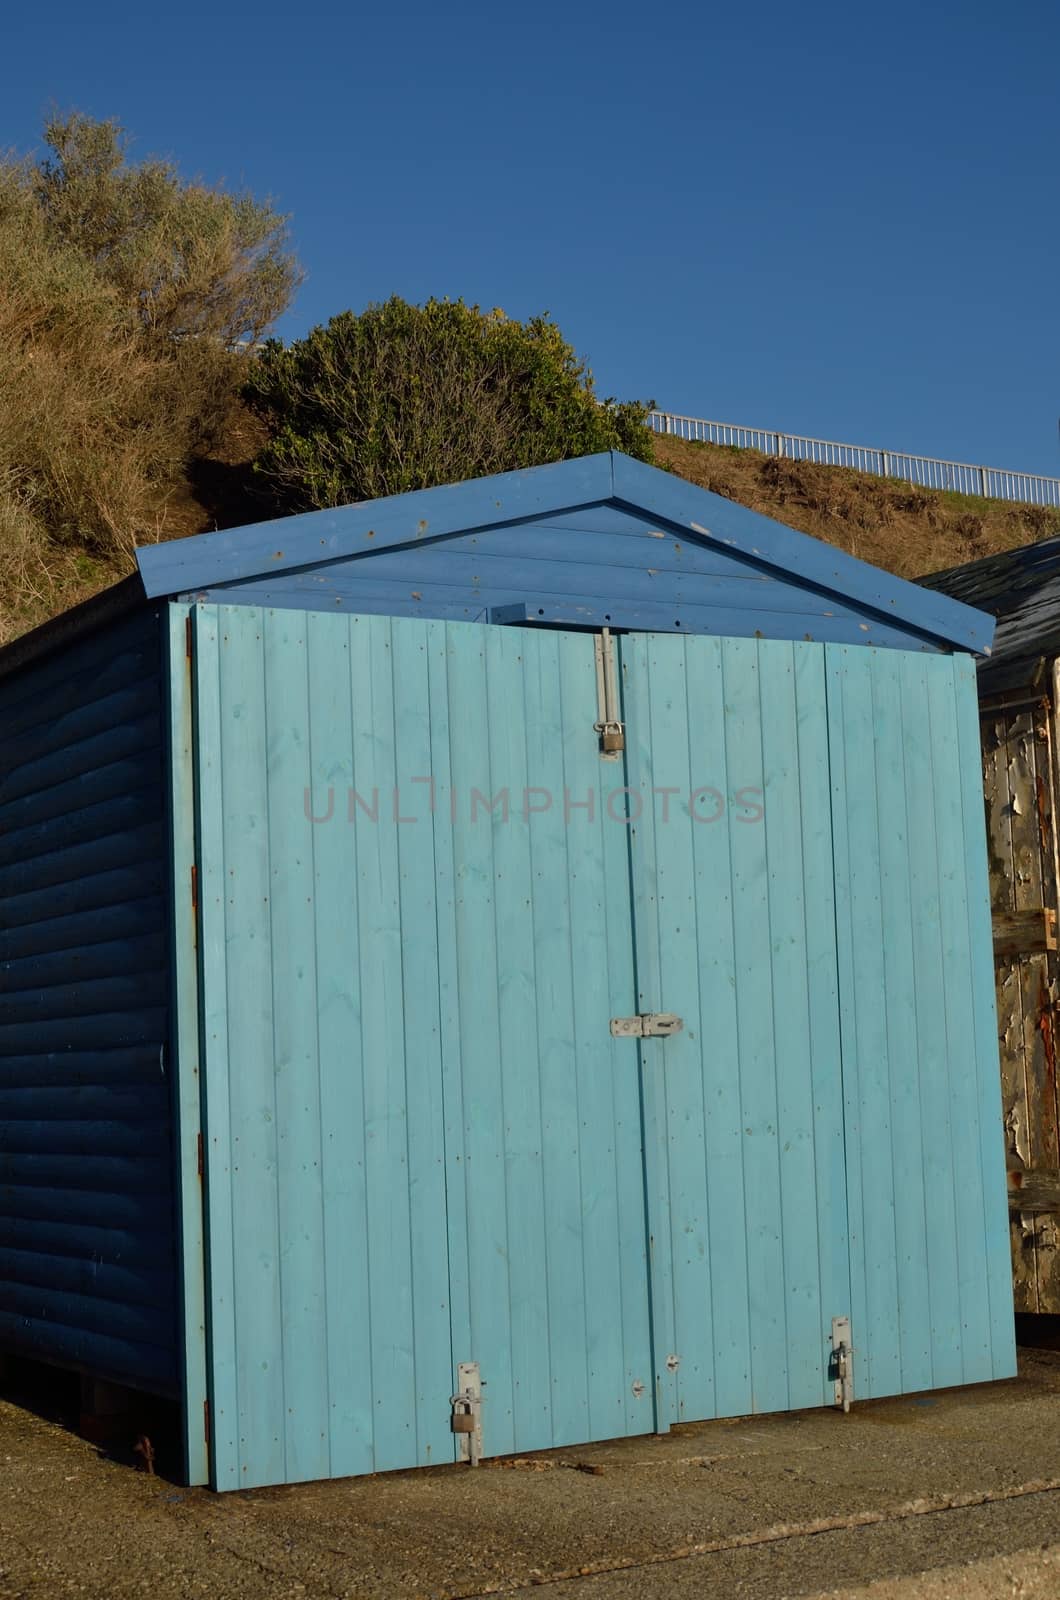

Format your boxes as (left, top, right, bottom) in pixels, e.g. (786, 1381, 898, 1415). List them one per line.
(135, 452, 993, 655)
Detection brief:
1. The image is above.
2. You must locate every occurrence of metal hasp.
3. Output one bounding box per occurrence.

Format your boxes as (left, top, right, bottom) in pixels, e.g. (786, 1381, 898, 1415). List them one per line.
(451, 1361, 483, 1466)
(610, 1013, 683, 1038)
(594, 627, 625, 758)
(831, 1316, 854, 1414)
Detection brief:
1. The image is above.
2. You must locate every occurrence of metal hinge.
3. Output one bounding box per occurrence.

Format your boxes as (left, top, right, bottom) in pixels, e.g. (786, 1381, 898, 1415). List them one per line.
(190, 864, 198, 912)
(197, 1132, 204, 1180)
(831, 1316, 854, 1413)
(203, 1400, 211, 1444)
(185, 615, 193, 659)
(610, 1013, 683, 1038)
(450, 1361, 483, 1466)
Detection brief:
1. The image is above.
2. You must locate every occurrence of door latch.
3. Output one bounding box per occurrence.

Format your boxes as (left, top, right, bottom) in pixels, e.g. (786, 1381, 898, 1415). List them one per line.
(450, 1361, 483, 1465)
(831, 1316, 854, 1414)
(610, 1013, 683, 1038)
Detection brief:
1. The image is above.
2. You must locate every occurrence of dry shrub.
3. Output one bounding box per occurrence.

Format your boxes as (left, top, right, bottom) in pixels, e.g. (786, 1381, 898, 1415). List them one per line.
(0, 115, 298, 640)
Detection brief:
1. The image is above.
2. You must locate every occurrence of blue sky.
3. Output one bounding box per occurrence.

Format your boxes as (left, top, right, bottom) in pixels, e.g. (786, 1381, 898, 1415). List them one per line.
(4, 2, 1059, 474)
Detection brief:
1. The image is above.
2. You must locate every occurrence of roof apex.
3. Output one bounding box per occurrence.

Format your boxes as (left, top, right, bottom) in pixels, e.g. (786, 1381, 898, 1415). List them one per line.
(134, 450, 994, 655)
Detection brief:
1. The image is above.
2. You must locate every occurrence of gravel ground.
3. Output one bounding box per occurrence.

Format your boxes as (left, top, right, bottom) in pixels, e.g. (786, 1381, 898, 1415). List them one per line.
(5, 1351, 1060, 1599)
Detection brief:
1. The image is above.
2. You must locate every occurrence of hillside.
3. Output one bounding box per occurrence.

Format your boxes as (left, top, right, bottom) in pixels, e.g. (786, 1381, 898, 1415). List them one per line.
(653, 435, 1060, 580)
(6, 427, 1060, 647)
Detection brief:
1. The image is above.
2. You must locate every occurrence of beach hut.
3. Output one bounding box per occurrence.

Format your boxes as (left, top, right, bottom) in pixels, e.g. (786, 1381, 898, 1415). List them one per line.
(0, 452, 1014, 1489)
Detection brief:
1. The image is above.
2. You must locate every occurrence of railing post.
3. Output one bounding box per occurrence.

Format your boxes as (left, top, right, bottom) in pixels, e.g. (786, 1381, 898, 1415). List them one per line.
(881, 450, 890, 477)
(979, 465, 988, 497)
(776, 433, 784, 458)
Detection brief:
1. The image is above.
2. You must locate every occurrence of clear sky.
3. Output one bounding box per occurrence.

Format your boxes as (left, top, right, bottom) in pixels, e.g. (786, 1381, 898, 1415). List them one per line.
(4, 1, 1059, 474)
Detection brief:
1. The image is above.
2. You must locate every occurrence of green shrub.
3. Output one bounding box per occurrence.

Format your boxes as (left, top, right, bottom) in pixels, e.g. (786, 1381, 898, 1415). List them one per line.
(244, 297, 654, 508)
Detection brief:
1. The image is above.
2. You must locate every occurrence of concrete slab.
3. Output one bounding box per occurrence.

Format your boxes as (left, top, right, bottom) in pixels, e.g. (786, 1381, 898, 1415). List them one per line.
(4, 1352, 1060, 1598)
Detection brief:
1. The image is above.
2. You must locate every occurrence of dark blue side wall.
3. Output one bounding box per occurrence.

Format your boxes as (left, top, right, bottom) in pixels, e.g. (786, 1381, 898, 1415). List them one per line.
(0, 607, 178, 1395)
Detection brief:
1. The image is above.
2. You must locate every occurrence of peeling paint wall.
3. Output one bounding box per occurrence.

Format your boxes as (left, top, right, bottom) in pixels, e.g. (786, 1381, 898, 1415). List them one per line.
(983, 691, 1060, 1311)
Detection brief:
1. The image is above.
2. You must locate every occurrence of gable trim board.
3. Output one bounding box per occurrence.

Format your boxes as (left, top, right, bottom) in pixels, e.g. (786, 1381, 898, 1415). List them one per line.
(135, 453, 991, 656)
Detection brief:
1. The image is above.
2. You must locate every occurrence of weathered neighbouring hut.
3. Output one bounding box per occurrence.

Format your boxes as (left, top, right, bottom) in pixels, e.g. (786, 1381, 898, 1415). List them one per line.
(0, 452, 1014, 1489)
(926, 536, 1060, 1315)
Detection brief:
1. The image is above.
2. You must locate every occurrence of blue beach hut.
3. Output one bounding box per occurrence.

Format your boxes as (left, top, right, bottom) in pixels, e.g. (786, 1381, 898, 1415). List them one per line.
(0, 452, 1015, 1489)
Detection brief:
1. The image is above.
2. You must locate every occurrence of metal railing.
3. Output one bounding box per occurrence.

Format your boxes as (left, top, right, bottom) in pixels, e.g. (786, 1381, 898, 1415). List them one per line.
(648, 411, 1060, 510)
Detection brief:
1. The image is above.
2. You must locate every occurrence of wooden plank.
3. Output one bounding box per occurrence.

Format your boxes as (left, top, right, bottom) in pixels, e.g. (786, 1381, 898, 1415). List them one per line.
(634, 632, 714, 1427)
(611, 454, 995, 654)
(899, 653, 963, 1389)
(1008, 1168, 1060, 1213)
(444, 622, 516, 1457)
(795, 646, 852, 1409)
(390, 619, 455, 1468)
(262, 612, 330, 1484)
(211, 604, 285, 1488)
(483, 626, 552, 1451)
(620, 633, 677, 1432)
(682, 635, 753, 1421)
(993, 908, 1057, 956)
(308, 610, 373, 1479)
(863, 649, 933, 1395)
(720, 636, 788, 1415)
(137, 453, 616, 595)
(837, 647, 903, 1398)
(758, 641, 831, 1411)
(929, 658, 996, 1383)
(349, 615, 416, 1473)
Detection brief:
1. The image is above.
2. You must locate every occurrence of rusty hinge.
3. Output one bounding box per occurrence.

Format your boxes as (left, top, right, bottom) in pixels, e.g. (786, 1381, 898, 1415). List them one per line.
(203, 1400, 211, 1445)
(185, 615, 193, 659)
(190, 864, 198, 912)
(197, 1132, 204, 1180)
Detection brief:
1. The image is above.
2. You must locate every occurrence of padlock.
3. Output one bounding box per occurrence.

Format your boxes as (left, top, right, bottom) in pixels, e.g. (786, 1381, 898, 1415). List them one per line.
(451, 1398, 474, 1434)
(600, 727, 624, 753)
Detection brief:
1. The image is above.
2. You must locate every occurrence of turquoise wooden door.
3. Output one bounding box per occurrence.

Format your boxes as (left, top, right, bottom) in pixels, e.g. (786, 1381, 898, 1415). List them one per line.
(192, 606, 655, 1487)
(618, 633, 851, 1425)
(616, 634, 1014, 1428)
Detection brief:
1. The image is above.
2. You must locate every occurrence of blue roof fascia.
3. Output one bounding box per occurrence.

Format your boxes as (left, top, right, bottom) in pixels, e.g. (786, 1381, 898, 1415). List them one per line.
(136, 453, 617, 599)
(611, 454, 995, 655)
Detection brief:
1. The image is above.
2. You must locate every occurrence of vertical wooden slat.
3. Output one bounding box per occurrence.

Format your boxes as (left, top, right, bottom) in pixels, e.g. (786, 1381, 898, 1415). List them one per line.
(193, 607, 240, 1487)
(217, 606, 286, 1486)
(794, 646, 850, 1407)
(838, 648, 903, 1397)
(899, 654, 962, 1390)
(953, 663, 1018, 1377)
(685, 635, 752, 1419)
(721, 638, 787, 1415)
(826, 649, 870, 1395)
(590, 655, 650, 1441)
(262, 612, 329, 1483)
(390, 620, 456, 1466)
(349, 616, 417, 1472)
(620, 632, 677, 1431)
(928, 660, 996, 1381)
(483, 625, 552, 1450)
(867, 650, 933, 1394)
(166, 604, 210, 1486)
(759, 641, 829, 1410)
(445, 622, 516, 1455)
(306, 612, 374, 1479)
(635, 632, 714, 1427)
